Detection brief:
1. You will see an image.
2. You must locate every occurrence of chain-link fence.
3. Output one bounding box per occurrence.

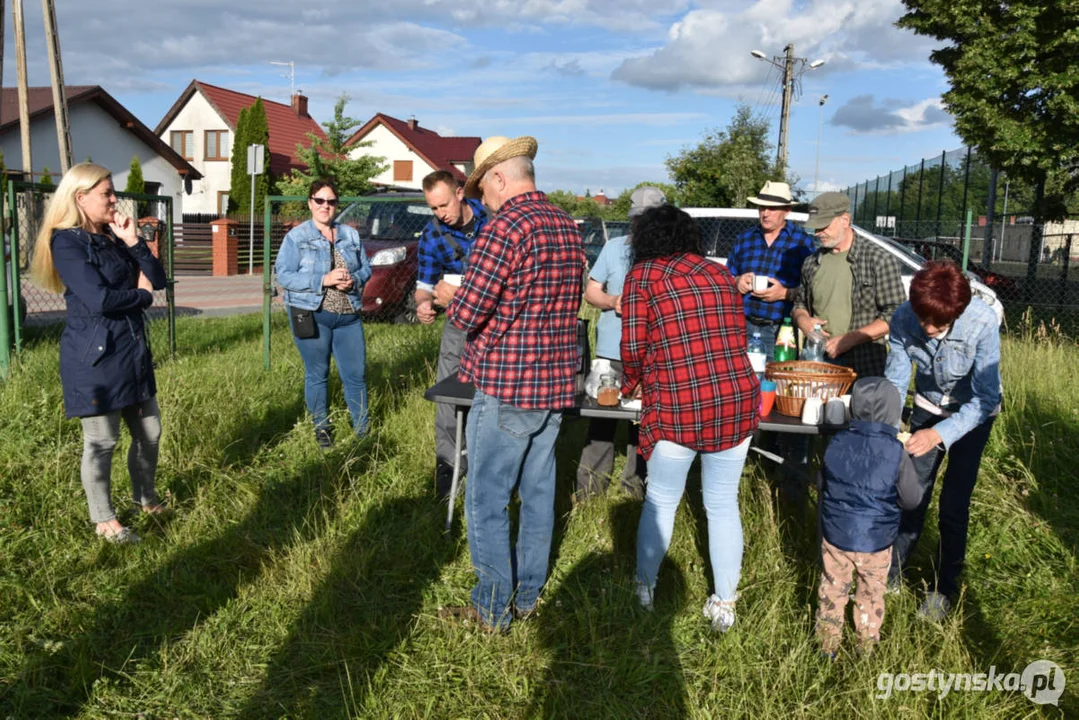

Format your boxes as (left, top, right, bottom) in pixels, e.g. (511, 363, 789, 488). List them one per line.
(260, 194, 429, 369)
(0, 181, 175, 378)
(843, 147, 1079, 331)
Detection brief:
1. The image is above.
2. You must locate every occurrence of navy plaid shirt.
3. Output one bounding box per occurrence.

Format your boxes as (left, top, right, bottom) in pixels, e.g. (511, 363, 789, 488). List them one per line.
(416, 198, 488, 291)
(726, 220, 816, 322)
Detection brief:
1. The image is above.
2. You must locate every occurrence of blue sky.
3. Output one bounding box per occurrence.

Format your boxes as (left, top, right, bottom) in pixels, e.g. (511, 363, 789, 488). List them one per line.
(8, 0, 962, 198)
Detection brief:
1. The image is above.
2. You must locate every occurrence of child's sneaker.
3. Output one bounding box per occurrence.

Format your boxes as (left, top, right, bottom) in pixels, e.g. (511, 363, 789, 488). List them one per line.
(702, 594, 737, 633)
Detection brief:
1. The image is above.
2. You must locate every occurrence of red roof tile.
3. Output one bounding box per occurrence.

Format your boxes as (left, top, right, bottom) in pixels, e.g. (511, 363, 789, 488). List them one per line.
(155, 80, 327, 177)
(346, 113, 481, 182)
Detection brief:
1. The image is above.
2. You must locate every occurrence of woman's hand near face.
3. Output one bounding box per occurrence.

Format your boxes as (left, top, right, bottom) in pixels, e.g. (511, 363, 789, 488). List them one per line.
(109, 213, 139, 247)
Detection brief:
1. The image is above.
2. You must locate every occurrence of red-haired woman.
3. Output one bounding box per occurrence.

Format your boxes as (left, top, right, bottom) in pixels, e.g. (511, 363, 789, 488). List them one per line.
(885, 260, 1002, 620)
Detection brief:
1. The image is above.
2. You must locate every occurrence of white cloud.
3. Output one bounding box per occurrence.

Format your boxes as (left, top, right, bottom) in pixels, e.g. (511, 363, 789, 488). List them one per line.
(611, 0, 937, 92)
(830, 96, 950, 134)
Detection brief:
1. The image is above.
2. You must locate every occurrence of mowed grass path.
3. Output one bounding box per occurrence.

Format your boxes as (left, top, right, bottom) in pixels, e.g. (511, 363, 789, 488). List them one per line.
(1, 312, 1075, 718)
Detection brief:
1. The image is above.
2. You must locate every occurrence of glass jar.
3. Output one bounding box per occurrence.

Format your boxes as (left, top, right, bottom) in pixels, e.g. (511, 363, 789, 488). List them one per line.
(597, 373, 620, 406)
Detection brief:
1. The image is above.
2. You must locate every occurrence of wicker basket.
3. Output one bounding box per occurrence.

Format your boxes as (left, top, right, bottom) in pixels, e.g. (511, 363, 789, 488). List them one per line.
(765, 361, 858, 417)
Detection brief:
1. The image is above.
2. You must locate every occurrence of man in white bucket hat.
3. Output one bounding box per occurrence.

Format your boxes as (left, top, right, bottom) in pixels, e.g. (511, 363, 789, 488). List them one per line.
(727, 181, 815, 359)
(435, 135, 585, 631)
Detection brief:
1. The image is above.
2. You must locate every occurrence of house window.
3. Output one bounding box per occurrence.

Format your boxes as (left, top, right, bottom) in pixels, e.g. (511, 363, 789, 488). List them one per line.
(393, 160, 413, 182)
(205, 130, 229, 161)
(218, 192, 230, 216)
(170, 130, 193, 160)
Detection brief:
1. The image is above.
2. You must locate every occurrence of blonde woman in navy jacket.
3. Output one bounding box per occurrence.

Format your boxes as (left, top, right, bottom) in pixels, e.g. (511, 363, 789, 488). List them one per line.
(274, 180, 372, 448)
(31, 163, 167, 545)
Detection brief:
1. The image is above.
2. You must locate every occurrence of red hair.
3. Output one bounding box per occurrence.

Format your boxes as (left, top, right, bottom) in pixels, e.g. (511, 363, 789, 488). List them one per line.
(909, 260, 971, 325)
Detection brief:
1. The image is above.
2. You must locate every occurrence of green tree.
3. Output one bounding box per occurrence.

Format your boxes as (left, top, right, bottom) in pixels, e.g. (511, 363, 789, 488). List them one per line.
(665, 105, 782, 208)
(276, 93, 386, 201)
(229, 98, 274, 216)
(125, 155, 145, 195)
(39, 167, 53, 187)
(898, 0, 1079, 282)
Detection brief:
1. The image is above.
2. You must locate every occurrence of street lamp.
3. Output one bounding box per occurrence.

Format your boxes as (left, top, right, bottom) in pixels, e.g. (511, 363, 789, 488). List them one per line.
(814, 94, 829, 193)
(750, 44, 825, 173)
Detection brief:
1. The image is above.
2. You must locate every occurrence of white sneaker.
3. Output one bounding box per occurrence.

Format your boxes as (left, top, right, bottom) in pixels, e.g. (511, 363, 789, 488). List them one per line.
(702, 594, 737, 633)
(635, 581, 654, 611)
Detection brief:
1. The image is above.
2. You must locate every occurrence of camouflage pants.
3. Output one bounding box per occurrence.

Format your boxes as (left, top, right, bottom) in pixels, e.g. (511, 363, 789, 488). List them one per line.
(815, 539, 892, 654)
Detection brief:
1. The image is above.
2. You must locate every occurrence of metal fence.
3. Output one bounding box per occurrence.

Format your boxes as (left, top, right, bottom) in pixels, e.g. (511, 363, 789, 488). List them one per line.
(0, 181, 175, 378)
(843, 147, 1079, 329)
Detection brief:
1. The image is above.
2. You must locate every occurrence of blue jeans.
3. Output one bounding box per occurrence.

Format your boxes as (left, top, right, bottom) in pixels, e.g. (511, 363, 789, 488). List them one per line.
(290, 309, 369, 435)
(637, 437, 751, 603)
(465, 389, 563, 629)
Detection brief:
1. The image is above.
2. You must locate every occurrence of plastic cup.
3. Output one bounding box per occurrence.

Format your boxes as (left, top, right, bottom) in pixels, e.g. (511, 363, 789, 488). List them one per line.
(759, 379, 777, 417)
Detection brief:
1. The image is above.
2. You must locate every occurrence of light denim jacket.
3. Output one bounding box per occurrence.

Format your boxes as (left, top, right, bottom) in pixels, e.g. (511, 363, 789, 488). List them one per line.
(885, 298, 1002, 449)
(274, 219, 372, 311)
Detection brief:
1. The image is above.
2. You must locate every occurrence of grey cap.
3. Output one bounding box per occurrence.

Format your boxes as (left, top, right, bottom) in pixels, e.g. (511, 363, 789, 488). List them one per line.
(802, 192, 851, 231)
(628, 186, 667, 217)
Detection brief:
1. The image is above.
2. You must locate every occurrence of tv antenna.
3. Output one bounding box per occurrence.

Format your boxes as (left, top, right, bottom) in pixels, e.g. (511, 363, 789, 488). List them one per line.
(270, 60, 295, 97)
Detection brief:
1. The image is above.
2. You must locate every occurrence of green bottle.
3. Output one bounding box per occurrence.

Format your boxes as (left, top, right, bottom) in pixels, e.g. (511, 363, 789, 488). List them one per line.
(774, 318, 797, 362)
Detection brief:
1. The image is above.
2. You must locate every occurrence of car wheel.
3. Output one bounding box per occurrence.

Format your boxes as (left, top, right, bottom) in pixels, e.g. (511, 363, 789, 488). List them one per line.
(393, 295, 419, 325)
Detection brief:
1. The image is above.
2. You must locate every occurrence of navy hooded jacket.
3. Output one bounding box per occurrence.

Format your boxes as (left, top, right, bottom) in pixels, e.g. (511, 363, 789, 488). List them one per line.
(819, 377, 921, 553)
(51, 227, 167, 418)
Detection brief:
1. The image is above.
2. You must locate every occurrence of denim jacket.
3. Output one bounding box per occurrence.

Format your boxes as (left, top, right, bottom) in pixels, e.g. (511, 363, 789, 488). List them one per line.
(885, 298, 1002, 449)
(274, 219, 372, 311)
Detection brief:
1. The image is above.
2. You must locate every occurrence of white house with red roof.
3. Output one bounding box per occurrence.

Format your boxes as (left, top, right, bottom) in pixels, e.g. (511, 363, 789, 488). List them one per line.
(345, 114, 480, 190)
(0, 85, 199, 220)
(154, 80, 327, 216)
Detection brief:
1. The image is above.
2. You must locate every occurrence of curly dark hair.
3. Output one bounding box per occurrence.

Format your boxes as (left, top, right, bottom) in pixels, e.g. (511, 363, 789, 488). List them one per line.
(308, 178, 338, 200)
(629, 204, 701, 264)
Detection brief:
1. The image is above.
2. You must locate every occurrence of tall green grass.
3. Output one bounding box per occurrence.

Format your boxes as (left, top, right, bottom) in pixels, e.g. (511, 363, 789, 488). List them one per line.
(0, 311, 1074, 718)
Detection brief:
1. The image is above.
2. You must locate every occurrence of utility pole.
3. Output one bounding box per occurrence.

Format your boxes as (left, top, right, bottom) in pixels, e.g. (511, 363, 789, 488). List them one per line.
(751, 45, 825, 176)
(813, 94, 829, 193)
(13, 0, 32, 178)
(41, 0, 72, 174)
(777, 44, 795, 175)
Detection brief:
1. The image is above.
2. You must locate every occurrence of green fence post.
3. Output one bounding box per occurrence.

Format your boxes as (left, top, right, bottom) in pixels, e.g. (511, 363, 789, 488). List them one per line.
(0, 188, 9, 381)
(163, 196, 176, 359)
(961, 209, 972, 272)
(263, 196, 274, 371)
(9, 184, 23, 354)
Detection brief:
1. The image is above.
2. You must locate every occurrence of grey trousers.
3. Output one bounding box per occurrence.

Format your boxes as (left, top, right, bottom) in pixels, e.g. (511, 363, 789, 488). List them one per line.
(80, 397, 162, 523)
(435, 322, 468, 470)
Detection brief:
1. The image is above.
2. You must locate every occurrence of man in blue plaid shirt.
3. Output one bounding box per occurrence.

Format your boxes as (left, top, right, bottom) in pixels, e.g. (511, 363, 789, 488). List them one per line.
(414, 170, 488, 498)
(726, 181, 816, 357)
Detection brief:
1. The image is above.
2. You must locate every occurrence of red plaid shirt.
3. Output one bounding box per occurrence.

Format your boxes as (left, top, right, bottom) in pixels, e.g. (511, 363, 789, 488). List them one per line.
(620, 253, 760, 460)
(449, 191, 584, 409)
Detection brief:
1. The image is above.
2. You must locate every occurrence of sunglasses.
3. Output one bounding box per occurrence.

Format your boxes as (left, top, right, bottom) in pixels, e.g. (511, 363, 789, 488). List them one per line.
(310, 197, 339, 207)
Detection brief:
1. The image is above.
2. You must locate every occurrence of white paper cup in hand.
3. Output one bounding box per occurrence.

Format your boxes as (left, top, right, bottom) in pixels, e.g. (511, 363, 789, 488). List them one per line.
(443, 274, 462, 286)
(752, 274, 770, 293)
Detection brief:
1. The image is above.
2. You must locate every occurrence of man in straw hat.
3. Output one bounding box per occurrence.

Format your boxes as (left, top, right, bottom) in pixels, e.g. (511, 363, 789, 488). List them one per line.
(727, 181, 815, 359)
(793, 191, 905, 379)
(433, 135, 585, 631)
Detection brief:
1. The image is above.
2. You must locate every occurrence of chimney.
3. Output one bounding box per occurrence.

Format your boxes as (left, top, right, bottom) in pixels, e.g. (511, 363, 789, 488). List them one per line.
(291, 93, 309, 118)
(407, 115, 418, 131)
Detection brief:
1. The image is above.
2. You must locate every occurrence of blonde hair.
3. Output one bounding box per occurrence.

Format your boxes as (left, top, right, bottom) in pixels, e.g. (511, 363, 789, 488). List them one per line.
(30, 162, 113, 293)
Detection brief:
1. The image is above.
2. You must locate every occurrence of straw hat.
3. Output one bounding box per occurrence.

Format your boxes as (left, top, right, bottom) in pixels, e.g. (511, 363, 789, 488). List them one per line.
(464, 135, 538, 198)
(746, 181, 795, 207)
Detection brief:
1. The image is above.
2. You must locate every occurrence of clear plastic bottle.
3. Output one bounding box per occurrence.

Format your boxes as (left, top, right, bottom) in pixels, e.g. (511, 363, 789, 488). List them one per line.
(747, 332, 767, 380)
(802, 324, 826, 362)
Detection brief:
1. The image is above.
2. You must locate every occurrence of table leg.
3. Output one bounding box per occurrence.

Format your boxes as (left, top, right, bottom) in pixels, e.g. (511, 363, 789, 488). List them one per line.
(445, 408, 465, 532)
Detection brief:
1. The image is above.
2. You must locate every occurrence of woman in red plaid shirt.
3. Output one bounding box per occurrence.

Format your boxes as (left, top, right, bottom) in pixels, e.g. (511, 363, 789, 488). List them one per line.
(621, 205, 760, 632)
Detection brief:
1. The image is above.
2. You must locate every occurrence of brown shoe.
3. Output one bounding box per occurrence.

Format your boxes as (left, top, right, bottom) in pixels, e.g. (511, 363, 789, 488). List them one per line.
(439, 604, 505, 634)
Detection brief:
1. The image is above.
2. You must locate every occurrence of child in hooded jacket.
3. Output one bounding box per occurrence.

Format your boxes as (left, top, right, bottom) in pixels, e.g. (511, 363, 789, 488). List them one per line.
(815, 377, 923, 656)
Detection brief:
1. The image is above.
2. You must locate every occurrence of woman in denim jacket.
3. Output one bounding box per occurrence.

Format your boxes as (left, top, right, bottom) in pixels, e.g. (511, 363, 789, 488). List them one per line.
(275, 180, 372, 447)
(885, 260, 1002, 620)
(30, 163, 168, 544)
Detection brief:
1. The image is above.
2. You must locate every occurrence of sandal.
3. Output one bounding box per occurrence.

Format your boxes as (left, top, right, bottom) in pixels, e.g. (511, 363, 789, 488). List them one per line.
(137, 502, 170, 515)
(96, 524, 141, 545)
